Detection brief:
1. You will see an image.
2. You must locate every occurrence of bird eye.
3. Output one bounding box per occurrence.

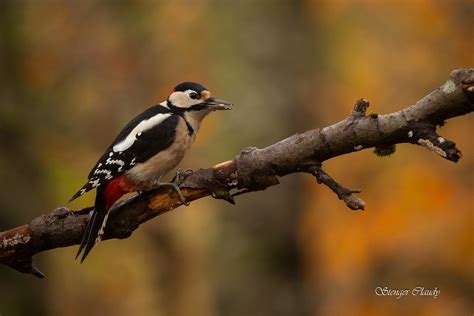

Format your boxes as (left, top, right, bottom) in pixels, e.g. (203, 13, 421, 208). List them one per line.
(189, 92, 200, 99)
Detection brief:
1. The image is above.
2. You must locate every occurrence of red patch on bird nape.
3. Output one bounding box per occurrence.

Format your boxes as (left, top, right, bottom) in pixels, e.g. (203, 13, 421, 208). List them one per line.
(103, 176, 134, 209)
(169, 87, 176, 95)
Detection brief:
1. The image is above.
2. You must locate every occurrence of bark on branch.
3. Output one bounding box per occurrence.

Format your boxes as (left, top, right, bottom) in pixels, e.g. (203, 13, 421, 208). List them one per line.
(1, 69, 473, 278)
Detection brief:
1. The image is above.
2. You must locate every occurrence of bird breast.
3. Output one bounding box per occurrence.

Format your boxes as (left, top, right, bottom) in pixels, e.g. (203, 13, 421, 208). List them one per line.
(125, 118, 196, 190)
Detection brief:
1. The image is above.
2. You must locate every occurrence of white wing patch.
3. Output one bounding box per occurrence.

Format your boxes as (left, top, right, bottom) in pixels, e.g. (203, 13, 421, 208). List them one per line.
(113, 113, 172, 153)
(89, 178, 101, 188)
(106, 157, 125, 166)
(106, 157, 125, 172)
(93, 169, 113, 180)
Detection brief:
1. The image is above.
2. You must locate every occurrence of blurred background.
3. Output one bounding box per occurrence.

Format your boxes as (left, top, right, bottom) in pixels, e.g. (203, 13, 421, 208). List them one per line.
(0, 0, 472, 315)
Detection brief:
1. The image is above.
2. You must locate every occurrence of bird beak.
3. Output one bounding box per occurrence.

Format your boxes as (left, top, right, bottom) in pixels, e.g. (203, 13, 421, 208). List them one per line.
(204, 97, 233, 111)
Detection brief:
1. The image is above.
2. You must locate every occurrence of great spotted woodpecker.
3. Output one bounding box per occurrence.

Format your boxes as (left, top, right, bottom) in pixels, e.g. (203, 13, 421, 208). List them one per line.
(70, 82, 232, 262)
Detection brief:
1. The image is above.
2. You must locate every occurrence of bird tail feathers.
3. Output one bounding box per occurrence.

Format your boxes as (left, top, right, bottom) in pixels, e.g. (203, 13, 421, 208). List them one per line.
(75, 186, 110, 263)
(69, 182, 93, 203)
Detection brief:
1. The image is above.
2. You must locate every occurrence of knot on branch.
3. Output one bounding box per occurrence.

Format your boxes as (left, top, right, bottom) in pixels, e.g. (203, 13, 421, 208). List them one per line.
(176, 163, 237, 204)
(235, 147, 279, 191)
(30, 207, 86, 245)
(451, 68, 474, 105)
(351, 98, 370, 118)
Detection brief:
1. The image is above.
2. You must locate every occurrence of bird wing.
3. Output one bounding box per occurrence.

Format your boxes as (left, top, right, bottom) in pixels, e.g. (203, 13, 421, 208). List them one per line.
(70, 105, 179, 202)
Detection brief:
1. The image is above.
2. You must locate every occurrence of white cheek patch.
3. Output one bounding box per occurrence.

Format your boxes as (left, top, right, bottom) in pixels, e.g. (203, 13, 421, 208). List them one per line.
(168, 90, 201, 108)
(113, 113, 171, 152)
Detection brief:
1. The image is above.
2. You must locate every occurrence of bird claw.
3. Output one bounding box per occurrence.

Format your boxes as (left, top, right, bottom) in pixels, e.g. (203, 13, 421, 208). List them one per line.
(151, 181, 189, 206)
(173, 168, 194, 184)
(167, 182, 189, 206)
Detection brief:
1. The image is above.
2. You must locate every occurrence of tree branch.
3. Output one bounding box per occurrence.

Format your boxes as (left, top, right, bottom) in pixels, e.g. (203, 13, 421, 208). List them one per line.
(1, 69, 473, 278)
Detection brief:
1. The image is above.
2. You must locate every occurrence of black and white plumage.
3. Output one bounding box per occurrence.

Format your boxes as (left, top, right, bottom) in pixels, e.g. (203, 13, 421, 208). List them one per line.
(70, 82, 232, 262)
(70, 106, 178, 201)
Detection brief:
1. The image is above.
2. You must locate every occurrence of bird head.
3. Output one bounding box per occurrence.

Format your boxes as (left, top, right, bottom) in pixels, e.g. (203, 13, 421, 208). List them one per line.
(167, 82, 232, 112)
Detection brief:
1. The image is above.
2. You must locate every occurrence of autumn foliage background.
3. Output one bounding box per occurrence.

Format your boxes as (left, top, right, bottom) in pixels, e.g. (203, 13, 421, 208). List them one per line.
(0, 1, 472, 315)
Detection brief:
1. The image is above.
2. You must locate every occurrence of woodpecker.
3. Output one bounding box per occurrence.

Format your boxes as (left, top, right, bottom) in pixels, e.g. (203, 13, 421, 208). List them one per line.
(70, 82, 232, 262)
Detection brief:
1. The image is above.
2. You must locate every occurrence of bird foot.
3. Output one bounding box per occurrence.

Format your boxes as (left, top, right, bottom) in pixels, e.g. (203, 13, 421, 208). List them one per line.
(154, 181, 189, 206)
(172, 168, 194, 184)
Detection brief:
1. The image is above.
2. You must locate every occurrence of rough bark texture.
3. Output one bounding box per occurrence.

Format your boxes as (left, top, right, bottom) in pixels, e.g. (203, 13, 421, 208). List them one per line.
(1, 69, 473, 278)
